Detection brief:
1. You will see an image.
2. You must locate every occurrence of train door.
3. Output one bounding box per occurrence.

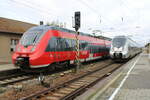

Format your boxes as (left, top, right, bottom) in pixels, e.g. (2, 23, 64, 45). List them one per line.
(50, 37, 58, 62)
(80, 40, 88, 60)
(65, 39, 72, 60)
(54, 37, 61, 62)
(59, 38, 67, 61)
(45, 37, 58, 63)
(55, 37, 68, 62)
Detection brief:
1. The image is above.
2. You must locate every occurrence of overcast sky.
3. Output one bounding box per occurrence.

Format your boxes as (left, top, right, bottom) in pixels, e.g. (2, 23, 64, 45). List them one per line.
(0, 0, 150, 46)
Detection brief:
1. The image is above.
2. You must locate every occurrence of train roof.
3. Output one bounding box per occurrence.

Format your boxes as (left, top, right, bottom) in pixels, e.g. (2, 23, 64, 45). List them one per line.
(30, 25, 112, 41)
(114, 35, 127, 39)
(113, 35, 140, 46)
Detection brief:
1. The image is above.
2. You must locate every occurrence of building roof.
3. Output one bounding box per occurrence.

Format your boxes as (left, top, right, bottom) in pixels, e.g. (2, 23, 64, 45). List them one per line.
(0, 17, 36, 34)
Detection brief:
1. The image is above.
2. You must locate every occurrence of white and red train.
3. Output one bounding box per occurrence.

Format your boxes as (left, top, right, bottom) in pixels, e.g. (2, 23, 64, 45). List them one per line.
(109, 36, 141, 61)
(12, 25, 111, 70)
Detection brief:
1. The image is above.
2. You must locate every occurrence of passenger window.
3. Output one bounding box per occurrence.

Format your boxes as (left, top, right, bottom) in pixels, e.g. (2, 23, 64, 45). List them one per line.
(79, 40, 87, 50)
(61, 38, 67, 51)
(55, 37, 62, 51)
(56, 38, 70, 51)
(46, 37, 57, 51)
(71, 39, 76, 50)
(66, 39, 72, 50)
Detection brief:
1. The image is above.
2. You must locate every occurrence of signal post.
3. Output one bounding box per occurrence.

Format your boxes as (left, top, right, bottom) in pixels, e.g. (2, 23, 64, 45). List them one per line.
(73, 11, 81, 72)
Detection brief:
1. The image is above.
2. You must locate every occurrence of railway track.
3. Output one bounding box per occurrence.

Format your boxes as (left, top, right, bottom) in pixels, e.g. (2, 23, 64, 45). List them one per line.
(0, 67, 74, 86)
(0, 66, 70, 86)
(0, 59, 109, 87)
(20, 62, 123, 100)
(0, 69, 28, 86)
(0, 72, 35, 86)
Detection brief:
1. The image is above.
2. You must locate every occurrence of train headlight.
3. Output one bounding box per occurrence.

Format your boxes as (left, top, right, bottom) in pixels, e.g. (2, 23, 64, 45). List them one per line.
(111, 48, 114, 52)
(118, 47, 123, 51)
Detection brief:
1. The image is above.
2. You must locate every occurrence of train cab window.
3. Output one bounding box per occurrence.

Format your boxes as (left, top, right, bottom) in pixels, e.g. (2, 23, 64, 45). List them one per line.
(20, 29, 44, 46)
(112, 38, 126, 48)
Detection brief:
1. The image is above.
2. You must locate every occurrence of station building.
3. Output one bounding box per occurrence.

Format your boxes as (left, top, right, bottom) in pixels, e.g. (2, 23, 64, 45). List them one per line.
(0, 17, 36, 63)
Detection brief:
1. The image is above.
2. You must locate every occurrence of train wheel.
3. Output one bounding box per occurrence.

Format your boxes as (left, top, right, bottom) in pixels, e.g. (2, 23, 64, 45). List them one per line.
(20, 65, 31, 72)
(48, 63, 56, 71)
(65, 61, 70, 68)
(102, 55, 106, 59)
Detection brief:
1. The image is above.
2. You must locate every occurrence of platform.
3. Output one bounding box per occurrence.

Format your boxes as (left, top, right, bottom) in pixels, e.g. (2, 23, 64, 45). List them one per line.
(0, 63, 17, 71)
(75, 53, 150, 100)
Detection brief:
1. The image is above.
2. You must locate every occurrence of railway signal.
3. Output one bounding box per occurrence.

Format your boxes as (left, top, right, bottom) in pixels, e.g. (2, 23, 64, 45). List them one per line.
(40, 21, 44, 25)
(74, 11, 81, 72)
(74, 11, 80, 31)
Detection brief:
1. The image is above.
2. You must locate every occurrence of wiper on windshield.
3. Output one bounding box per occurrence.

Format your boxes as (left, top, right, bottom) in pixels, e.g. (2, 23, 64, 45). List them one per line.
(33, 35, 38, 43)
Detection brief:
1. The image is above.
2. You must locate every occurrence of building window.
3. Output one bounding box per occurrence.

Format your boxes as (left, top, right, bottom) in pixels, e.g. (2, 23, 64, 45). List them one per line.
(10, 39, 19, 52)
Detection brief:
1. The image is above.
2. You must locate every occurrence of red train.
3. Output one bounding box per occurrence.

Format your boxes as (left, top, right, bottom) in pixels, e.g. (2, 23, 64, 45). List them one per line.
(12, 26, 111, 70)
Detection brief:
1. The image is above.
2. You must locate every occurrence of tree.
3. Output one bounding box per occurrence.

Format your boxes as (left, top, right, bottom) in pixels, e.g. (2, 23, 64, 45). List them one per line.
(46, 20, 66, 28)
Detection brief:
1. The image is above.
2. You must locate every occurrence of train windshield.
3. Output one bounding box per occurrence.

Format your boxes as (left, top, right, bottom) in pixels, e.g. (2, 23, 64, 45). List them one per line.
(112, 37, 126, 48)
(20, 29, 44, 46)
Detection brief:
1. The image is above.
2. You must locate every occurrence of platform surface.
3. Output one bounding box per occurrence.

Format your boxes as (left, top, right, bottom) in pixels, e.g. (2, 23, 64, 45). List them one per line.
(76, 53, 150, 100)
(0, 63, 17, 71)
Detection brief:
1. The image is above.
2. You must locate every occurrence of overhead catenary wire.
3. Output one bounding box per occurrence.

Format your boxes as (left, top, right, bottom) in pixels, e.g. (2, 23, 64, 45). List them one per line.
(0, 2, 38, 23)
(9, 0, 57, 16)
(5, 0, 53, 21)
(7, 0, 68, 25)
(76, 0, 114, 25)
(119, 0, 141, 26)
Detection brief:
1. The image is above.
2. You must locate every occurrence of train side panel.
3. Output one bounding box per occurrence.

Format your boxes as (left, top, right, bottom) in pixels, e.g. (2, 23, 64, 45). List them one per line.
(12, 26, 111, 70)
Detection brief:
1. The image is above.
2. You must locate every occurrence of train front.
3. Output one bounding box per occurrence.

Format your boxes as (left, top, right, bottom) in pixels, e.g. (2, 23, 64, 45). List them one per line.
(109, 36, 128, 60)
(12, 26, 48, 70)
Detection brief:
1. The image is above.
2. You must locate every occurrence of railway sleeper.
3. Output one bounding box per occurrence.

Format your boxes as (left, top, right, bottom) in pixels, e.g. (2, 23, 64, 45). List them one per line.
(88, 75, 101, 79)
(45, 96, 60, 100)
(3, 79, 11, 82)
(68, 85, 81, 89)
(57, 89, 72, 94)
(0, 81, 6, 84)
(60, 87, 75, 92)
(70, 83, 85, 87)
(72, 81, 85, 84)
(80, 77, 98, 82)
(52, 92, 66, 97)
(77, 79, 92, 83)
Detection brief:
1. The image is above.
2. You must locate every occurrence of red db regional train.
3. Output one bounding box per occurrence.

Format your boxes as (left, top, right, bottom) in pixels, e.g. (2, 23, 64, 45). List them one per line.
(12, 25, 111, 70)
